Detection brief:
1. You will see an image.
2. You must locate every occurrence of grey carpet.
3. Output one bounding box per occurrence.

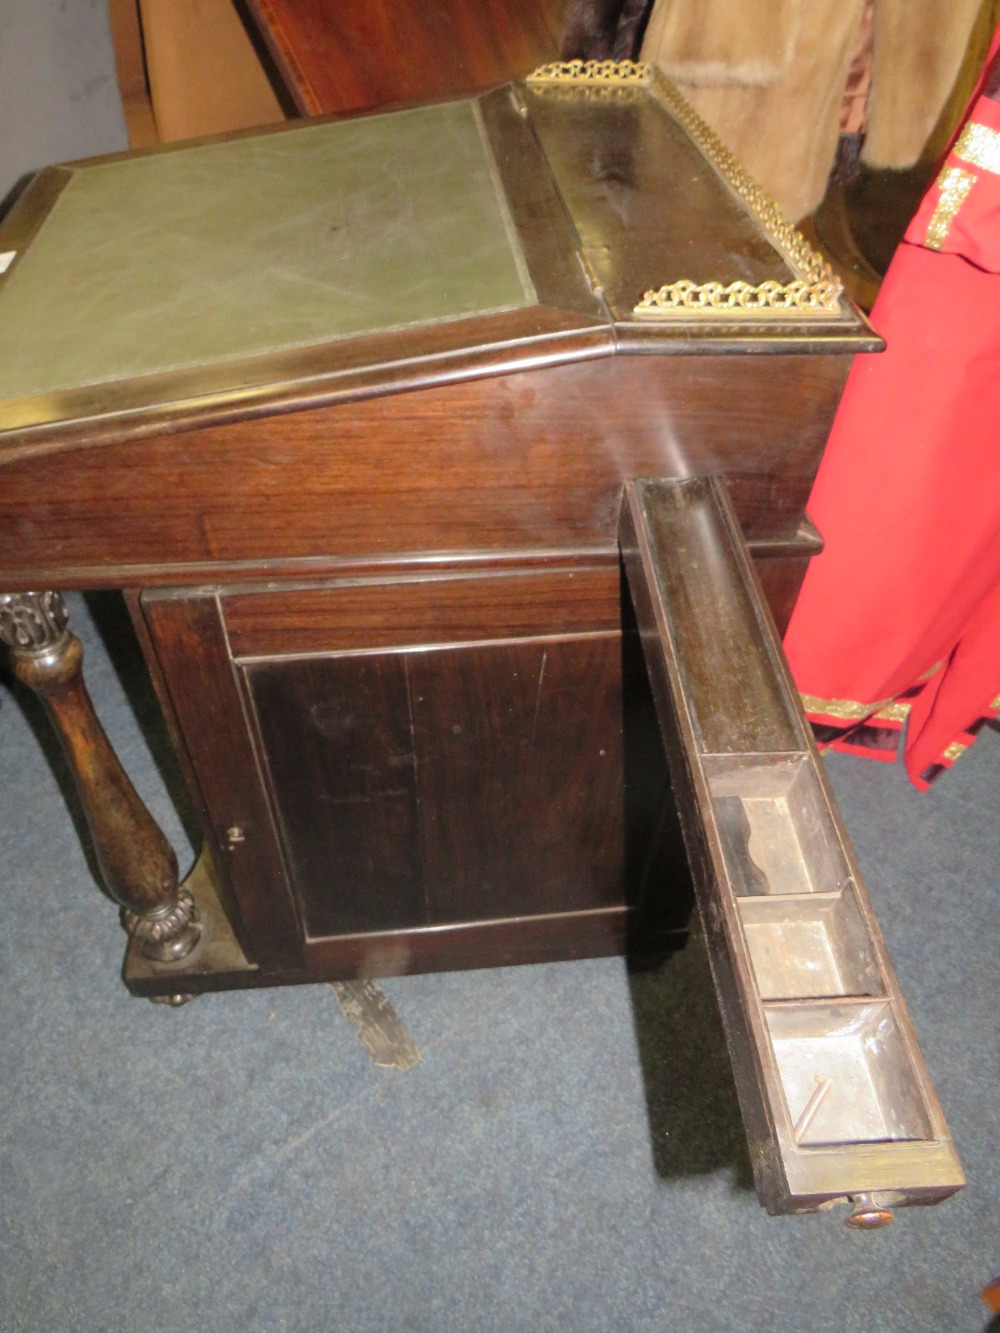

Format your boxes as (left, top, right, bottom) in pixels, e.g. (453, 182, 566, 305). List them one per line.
(0, 592, 997, 1333)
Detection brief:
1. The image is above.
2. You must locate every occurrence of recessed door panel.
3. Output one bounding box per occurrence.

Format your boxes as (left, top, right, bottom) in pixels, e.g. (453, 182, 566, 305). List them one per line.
(244, 633, 624, 938)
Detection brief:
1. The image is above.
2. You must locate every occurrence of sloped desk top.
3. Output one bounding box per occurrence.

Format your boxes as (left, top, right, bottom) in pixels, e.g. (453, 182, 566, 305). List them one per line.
(0, 65, 876, 460)
(0, 100, 535, 404)
(0, 65, 962, 1229)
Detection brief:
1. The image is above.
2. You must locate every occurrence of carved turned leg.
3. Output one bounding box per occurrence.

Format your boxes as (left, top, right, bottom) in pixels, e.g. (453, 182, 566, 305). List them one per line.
(0, 591, 201, 963)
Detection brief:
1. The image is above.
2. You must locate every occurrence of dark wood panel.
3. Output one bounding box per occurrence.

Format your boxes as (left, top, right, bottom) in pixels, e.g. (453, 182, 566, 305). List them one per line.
(409, 634, 624, 924)
(139, 592, 304, 964)
(123, 588, 256, 959)
(243, 0, 566, 117)
(754, 554, 811, 639)
(224, 563, 621, 658)
(750, 514, 823, 637)
(0, 354, 850, 588)
(620, 564, 694, 946)
(125, 905, 691, 996)
(526, 86, 787, 322)
(245, 653, 425, 937)
(240, 632, 625, 937)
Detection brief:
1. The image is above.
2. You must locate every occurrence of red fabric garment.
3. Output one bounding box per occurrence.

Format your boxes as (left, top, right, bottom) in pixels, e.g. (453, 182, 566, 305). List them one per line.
(784, 27, 1000, 788)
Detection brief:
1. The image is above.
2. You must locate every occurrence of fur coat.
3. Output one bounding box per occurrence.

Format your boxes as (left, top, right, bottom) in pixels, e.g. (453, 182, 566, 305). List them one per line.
(562, 0, 982, 221)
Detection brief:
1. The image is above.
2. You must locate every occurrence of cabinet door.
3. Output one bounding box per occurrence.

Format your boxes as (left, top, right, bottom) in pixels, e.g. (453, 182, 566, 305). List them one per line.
(619, 476, 964, 1221)
(140, 561, 697, 980)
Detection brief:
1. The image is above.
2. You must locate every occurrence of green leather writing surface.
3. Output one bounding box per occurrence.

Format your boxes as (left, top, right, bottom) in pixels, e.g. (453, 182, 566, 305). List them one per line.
(0, 101, 535, 404)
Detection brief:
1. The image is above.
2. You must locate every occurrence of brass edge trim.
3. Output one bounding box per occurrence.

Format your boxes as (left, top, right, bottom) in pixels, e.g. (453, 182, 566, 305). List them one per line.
(0, 311, 610, 451)
(524, 61, 845, 320)
(469, 98, 538, 307)
(525, 59, 652, 87)
(0, 167, 75, 292)
(633, 276, 842, 318)
(640, 70, 843, 319)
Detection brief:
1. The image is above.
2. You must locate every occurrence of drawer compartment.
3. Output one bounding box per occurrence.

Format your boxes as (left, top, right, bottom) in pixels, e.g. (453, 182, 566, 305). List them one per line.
(765, 1001, 932, 1147)
(708, 755, 851, 896)
(619, 475, 964, 1220)
(737, 890, 883, 1001)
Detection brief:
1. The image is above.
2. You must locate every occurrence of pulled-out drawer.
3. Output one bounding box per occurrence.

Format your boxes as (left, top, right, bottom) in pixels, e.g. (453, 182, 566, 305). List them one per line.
(619, 475, 964, 1225)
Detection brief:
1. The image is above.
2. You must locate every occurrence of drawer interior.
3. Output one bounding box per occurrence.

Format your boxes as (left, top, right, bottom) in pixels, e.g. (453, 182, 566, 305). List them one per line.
(709, 755, 850, 897)
(619, 475, 964, 1217)
(766, 1001, 933, 1147)
(736, 890, 883, 1001)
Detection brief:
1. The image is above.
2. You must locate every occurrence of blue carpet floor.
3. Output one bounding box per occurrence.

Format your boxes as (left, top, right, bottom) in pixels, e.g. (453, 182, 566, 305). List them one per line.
(0, 592, 997, 1333)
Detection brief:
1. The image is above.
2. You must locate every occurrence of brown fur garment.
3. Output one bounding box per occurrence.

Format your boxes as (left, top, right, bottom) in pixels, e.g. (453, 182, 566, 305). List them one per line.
(560, 0, 653, 62)
(640, 0, 800, 88)
(561, 0, 983, 221)
(863, 0, 984, 167)
(643, 0, 863, 219)
(636, 0, 981, 221)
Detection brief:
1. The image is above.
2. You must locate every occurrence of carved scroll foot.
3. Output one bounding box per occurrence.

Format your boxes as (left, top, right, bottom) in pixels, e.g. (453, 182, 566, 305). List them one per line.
(0, 591, 202, 965)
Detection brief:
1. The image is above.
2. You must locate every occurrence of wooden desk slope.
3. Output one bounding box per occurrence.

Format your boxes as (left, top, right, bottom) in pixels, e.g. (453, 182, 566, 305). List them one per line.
(0, 66, 875, 998)
(3, 65, 969, 1226)
(109, 0, 566, 146)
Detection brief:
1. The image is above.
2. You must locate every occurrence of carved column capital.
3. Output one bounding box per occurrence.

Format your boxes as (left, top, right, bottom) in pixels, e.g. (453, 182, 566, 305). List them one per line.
(0, 591, 70, 656)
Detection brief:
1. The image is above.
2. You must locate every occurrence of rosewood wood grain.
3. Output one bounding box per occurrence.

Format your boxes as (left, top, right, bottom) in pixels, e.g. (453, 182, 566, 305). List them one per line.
(0, 355, 849, 590)
(225, 565, 629, 938)
(242, 0, 566, 117)
(244, 634, 625, 939)
(223, 564, 621, 659)
(246, 652, 426, 937)
(0, 309, 610, 461)
(139, 592, 303, 966)
(408, 634, 623, 924)
(0, 592, 199, 961)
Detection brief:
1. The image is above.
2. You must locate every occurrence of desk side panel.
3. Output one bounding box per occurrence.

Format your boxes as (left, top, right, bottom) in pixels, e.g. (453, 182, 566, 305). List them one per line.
(0, 352, 850, 588)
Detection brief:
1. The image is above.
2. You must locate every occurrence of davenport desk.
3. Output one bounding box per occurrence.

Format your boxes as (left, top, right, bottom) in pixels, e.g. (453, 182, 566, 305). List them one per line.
(0, 62, 964, 1222)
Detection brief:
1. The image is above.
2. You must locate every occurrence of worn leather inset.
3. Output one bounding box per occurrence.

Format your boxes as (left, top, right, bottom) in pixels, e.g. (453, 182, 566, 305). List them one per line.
(0, 101, 535, 404)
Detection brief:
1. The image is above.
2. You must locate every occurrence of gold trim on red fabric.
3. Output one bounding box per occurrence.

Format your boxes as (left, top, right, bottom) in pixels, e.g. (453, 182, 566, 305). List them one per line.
(925, 166, 977, 250)
(800, 692, 895, 721)
(872, 701, 910, 724)
(954, 121, 1000, 174)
